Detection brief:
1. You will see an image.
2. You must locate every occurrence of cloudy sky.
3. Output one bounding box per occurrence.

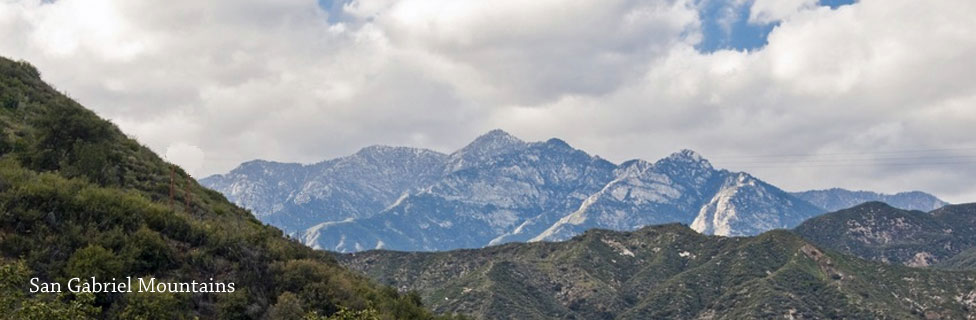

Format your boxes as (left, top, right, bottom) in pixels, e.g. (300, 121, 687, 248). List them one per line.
(1, 0, 975, 202)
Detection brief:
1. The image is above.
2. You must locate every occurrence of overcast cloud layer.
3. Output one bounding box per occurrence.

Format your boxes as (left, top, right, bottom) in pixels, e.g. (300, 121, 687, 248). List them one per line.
(1, 0, 974, 202)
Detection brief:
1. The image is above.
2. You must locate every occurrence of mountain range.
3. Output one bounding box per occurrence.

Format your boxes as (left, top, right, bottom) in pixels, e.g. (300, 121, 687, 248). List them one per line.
(339, 223, 976, 319)
(790, 189, 948, 212)
(203, 130, 947, 252)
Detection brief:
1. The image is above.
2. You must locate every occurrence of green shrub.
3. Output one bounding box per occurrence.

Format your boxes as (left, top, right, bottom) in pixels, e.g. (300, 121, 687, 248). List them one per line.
(122, 227, 175, 274)
(117, 288, 188, 320)
(267, 292, 305, 320)
(65, 245, 124, 281)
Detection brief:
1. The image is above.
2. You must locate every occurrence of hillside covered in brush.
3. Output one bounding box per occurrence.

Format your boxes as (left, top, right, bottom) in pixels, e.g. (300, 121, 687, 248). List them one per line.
(938, 248, 976, 270)
(794, 202, 976, 267)
(340, 224, 976, 319)
(0, 57, 457, 319)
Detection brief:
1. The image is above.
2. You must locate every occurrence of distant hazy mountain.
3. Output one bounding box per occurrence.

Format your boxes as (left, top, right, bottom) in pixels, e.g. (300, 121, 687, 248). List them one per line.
(301, 131, 619, 251)
(200, 146, 447, 234)
(794, 202, 976, 266)
(296, 131, 823, 252)
(339, 224, 976, 319)
(531, 150, 823, 242)
(203, 130, 946, 252)
(791, 188, 948, 212)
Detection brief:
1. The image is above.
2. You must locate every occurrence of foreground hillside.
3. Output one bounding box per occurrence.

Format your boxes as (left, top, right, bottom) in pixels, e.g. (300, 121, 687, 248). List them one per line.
(794, 202, 976, 266)
(0, 57, 452, 319)
(340, 224, 976, 319)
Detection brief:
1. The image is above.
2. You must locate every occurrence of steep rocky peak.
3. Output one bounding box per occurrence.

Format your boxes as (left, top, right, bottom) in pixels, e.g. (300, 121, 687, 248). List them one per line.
(650, 150, 716, 186)
(656, 149, 712, 169)
(452, 129, 525, 156)
(616, 159, 655, 176)
(445, 129, 528, 171)
(465, 129, 524, 149)
(733, 171, 756, 184)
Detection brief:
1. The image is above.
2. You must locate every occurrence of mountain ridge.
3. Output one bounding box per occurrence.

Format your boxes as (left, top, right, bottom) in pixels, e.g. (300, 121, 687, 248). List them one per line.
(202, 144, 448, 234)
(794, 201, 976, 266)
(339, 223, 976, 319)
(203, 130, 949, 252)
(790, 188, 948, 212)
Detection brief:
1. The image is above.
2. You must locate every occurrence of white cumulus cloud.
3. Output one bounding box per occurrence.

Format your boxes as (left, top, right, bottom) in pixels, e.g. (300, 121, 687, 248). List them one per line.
(0, 0, 975, 202)
(165, 142, 205, 177)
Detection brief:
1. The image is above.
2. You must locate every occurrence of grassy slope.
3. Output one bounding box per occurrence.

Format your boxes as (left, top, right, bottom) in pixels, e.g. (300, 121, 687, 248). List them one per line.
(0, 57, 453, 319)
(341, 224, 976, 319)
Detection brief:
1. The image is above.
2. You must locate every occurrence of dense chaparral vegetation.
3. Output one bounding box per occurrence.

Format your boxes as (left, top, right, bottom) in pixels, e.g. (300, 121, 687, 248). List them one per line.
(0, 57, 464, 319)
(794, 201, 976, 267)
(342, 224, 976, 319)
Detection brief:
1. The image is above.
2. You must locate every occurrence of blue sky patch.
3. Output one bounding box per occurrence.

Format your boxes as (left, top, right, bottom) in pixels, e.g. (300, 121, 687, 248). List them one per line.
(315, 0, 856, 53)
(318, 0, 352, 23)
(696, 1, 776, 53)
(820, 0, 856, 9)
(696, 0, 857, 53)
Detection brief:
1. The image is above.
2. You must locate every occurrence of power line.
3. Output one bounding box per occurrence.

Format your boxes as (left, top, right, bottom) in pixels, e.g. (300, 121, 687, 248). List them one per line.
(704, 146, 976, 169)
(709, 147, 976, 160)
(725, 160, 976, 169)
(718, 155, 976, 165)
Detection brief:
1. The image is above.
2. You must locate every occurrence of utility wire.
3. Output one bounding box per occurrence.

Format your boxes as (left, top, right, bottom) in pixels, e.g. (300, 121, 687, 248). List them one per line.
(708, 147, 976, 169)
(718, 155, 976, 165)
(709, 147, 976, 160)
(726, 161, 976, 169)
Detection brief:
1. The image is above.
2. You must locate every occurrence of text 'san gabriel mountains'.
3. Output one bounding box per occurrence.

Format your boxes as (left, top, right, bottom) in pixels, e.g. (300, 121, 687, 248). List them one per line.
(0, 57, 444, 319)
(202, 130, 947, 252)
